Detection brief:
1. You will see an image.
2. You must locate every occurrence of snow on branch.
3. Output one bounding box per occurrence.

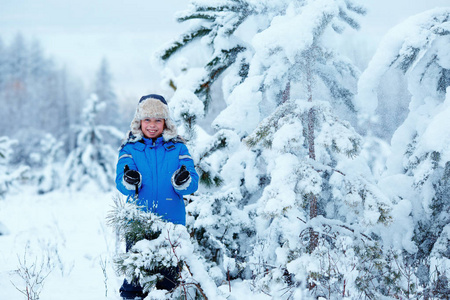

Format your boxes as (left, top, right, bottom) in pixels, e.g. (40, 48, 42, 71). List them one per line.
(356, 8, 450, 116)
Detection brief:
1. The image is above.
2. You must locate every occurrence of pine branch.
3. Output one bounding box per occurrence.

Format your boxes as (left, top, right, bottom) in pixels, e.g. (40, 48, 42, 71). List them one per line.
(195, 45, 246, 106)
(345, 1, 367, 15)
(177, 12, 217, 22)
(338, 8, 360, 30)
(160, 27, 212, 61)
(315, 69, 355, 112)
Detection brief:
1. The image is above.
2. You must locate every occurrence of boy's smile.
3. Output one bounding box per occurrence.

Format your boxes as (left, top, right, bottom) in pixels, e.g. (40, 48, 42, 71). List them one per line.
(141, 118, 165, 139)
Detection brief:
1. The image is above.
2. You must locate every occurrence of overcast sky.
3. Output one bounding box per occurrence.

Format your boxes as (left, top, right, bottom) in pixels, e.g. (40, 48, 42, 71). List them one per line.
(1, 0, 449, 100)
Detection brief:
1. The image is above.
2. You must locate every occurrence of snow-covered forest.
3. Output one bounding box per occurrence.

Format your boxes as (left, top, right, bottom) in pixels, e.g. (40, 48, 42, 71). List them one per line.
(1, 0, 449, 299)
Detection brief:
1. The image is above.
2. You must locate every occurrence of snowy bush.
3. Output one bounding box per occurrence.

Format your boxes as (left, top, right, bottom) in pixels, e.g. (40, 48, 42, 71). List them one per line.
(0, 136, 29, 198)
(37, 133, 64, 194)
(186, 190, 255, 283)
(108, 196, 226, 299)
(9, 129, 52, 168)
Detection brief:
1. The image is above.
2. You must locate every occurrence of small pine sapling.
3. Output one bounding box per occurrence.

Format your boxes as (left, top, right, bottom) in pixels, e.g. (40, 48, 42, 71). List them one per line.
(107, 196, 222, 299)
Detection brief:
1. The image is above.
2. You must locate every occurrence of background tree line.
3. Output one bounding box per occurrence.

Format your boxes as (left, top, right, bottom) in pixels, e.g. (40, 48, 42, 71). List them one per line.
(0, 33, 123, 168)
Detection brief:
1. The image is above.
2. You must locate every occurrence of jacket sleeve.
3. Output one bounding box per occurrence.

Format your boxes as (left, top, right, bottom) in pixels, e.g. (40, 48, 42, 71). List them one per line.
(116, 145, 140, 197)
(171, 144, 199, 196)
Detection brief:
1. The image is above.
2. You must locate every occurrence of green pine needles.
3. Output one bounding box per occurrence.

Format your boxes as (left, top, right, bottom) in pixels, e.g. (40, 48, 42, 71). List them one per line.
(107, 196, 217, 299)
(107, 196, 185, 293)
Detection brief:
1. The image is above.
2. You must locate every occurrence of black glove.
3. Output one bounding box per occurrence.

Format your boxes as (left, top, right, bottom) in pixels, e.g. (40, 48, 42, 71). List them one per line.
(124, 165, 141, 186)
(174, 165, 190, 186)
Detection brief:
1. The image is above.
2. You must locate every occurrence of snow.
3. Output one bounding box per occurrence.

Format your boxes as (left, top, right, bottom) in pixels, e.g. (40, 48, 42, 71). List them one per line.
(258, 153, 299, 217)
(0, 185, 123, 300)
(169, 89, 205, 122)
(252, 1, 315, 64)
(417, 89, 450, 163)
(380, 197, 418, 253)
(213, 76, 263, 136)
(2, 2, 450, 299)
(356, 7, 450, 117)
(0, 155, 266, 299)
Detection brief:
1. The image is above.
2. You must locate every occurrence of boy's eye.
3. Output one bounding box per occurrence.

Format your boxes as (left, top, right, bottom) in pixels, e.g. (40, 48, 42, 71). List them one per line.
(142, 118, 163, 123)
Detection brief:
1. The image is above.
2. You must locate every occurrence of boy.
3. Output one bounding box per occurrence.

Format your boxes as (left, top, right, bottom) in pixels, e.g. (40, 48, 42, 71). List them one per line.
(116, 94, 199, 299)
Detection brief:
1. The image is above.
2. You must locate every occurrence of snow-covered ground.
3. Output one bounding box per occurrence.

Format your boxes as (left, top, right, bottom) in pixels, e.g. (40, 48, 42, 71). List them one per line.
(0, 184, 123, 300)
(0, 183, 270, 300)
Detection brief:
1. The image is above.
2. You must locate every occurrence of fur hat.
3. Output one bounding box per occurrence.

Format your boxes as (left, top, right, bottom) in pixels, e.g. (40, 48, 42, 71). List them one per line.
(126, 94, 178, 143)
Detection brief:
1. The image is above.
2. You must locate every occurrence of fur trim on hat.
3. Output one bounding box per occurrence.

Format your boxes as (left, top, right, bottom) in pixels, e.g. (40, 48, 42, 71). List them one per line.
(125, 97, 178, 144)
(136, 98, 169, 120)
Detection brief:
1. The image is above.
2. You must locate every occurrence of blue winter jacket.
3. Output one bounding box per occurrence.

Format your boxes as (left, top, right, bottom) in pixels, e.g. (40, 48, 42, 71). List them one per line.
(116, 136, 199, 225)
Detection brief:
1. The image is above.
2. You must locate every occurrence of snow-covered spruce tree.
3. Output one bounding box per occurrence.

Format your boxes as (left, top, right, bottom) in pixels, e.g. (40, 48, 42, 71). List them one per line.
(357, 8, 450, 298)
(220, 0, 394, 298)
(169, 88, 258, 290)
(155, 0, 395, 298)
(108, 197, 226, 299)
(64, 94, 122, 192)
(156, 1, 398, 297)
(37, 134, 64, 194)
(155, 0, 267, 286)
(185, 133, 259, 289)
(244, 100, 392, 298)
(0, 136, 29, 198)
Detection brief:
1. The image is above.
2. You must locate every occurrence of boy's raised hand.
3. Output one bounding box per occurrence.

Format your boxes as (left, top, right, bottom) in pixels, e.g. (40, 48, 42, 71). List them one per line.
(174, 165, 190, 186)
(124, 165, 141, 186)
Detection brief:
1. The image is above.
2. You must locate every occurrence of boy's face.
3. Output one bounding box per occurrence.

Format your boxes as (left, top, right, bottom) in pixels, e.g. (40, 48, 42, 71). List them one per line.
(140, 118, 165, 139)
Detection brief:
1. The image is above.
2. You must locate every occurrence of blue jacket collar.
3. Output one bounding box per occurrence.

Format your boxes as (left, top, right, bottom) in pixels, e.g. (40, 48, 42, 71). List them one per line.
(129, 136, 179, 151)
(143, 136, 164, 146)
